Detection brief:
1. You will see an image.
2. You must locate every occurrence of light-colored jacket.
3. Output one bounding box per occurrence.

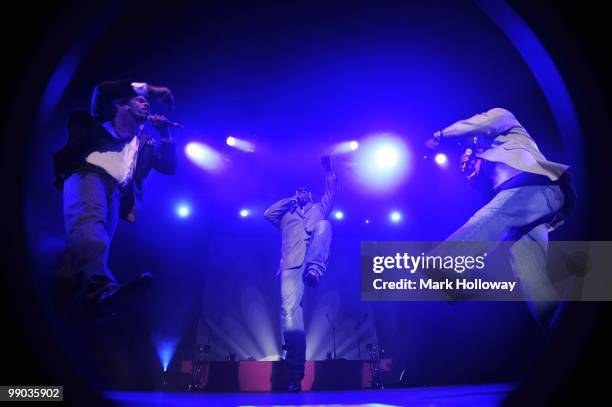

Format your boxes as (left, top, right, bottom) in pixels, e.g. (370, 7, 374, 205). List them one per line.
(264, 171, 337, 269)
(441, 108, 569, 180)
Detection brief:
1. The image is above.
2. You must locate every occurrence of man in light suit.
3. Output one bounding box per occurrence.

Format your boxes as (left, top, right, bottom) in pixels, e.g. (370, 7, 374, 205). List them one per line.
(264, 156, 337, 392)
(425, 108, 575, 335)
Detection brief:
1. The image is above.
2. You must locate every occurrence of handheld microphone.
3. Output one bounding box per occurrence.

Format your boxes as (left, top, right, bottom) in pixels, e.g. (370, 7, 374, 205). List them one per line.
(147, 115, 184, 129)
(289, 197, 299, 214)
(461, 148, 473, 173)
(461, 136, 478, 173)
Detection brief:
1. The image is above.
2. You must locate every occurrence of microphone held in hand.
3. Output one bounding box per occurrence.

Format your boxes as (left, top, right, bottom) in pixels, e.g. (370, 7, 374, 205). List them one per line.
(147, 115, 184, 129)
(289, 197, 299, 213)
(460, 136, 478, 173)
(461, 148, 473, 173)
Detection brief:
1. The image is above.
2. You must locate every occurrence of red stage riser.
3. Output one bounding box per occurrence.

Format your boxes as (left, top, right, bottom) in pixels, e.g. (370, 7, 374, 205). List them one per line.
(181, 359, 392, 391)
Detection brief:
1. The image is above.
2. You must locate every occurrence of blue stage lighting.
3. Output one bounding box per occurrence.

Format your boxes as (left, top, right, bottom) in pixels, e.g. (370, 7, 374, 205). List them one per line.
(390, 211, 402, 223)
(226, 136, 255, 152)
(375, 145, 399, 169)
(331, 140, 360, 155)
(333, 210, 344, 220)
(155, 338, 179, 372)
(176, 203, 191, 218)
(185, 142, 223, 170)
(435, 153, 448, 166)
(240, 209, 250, 217)
(356, 134, 410, 191)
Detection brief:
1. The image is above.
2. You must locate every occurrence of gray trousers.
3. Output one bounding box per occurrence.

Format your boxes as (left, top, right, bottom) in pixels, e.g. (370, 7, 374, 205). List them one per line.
(447, 184, 565, 332)
(280, 219, 332, 373)
(61, 171, 121, 303)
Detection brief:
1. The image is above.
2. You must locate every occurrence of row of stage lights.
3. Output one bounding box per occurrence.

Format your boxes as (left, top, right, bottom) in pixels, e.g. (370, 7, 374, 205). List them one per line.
(176, 203, 403, 224)
(180, 133, 449, 223)
(185, 135, 449, 174)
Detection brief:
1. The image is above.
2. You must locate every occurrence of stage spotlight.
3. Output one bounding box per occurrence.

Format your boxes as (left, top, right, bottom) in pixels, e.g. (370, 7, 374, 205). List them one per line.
(226, 136, 255, 152)
(333, 210, 344, 220)
(155, 337, 179, 373)
(375, 145, 399, 169)
(240, 209, 250, 217)
(259, 355, 281, 362)
(185, 142, 223, 171)
(434, 153, 448, 167)
(365, 219, 370, 224)
(390, 211, 402, 223)
(356, 133, 410, 191)
(331, 140, 360, 155)
(176, 203, 191, 218)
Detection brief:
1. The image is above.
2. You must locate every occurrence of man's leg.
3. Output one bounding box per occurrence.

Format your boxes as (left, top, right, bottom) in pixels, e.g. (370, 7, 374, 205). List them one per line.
(63, 171, 118, 306)
(508, 223, 561, 336)
(432, 185, 564, 302)
(280, 265, 306, 391)
(303, 220, 332, 286)
(105, 184, 121, 242)
(439, 185, 564, 249)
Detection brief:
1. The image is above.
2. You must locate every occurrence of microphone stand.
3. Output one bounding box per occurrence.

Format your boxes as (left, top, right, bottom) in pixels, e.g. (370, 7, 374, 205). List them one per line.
(326, 313, 336, 360)
(355, 314, 366, 360)
(355, 326, 362, 361)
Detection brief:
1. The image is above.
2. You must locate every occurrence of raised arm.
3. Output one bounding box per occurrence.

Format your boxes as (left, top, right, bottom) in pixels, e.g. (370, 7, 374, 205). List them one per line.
(426, 108, 520, 149)
(319, 155, 337, 218)
(90, 79, 139, 121)
(91, 79, 175, 122)
(264, 197, 296, 227)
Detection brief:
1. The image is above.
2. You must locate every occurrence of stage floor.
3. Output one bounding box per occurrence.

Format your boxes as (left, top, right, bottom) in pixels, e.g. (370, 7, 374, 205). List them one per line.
(105, 382, 514, 406)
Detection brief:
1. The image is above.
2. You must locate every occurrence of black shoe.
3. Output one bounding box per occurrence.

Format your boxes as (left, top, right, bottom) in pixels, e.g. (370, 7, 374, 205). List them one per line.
(95, 272, 153, 317)
(287, 370, 303, 393)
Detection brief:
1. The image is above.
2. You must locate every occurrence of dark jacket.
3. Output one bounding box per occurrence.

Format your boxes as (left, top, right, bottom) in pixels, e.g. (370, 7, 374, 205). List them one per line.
(53, 80, 177, 222)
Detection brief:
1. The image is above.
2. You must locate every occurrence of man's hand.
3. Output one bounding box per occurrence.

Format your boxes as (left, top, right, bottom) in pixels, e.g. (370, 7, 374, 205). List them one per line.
(321, 155, 333, 172)
(148, 114, 172, 138)
(147, 85, 175, 109)
(467, 158, 483, 180)
(288, 193, 299, 206)
(459, 152, 471, 165)
(148, 114, 172, 128)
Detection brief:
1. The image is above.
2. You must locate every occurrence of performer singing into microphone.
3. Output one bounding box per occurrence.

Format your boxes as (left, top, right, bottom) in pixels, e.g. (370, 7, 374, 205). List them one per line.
(425, 108, 575, 335)
(264, 156, 337, 392)
(54, 79, 178, 320)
